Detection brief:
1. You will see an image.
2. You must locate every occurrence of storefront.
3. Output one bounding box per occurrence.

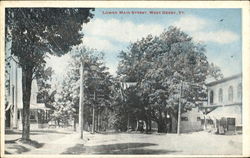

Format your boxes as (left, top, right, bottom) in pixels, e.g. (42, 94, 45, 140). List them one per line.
(206, 104, 242, 134)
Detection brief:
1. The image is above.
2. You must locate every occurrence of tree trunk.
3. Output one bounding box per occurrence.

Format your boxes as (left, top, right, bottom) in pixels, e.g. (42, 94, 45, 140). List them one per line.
(136, 118, 139, 131)
(148, 107, 152, 131)
(157, 120, 166, 133)
(91, 106, 95, 134)
(21, 67, 33, 140)
(145, 119, 149, 133)
(73, 115, 77, 131)
(96, 110, 99, 132)
(157, 109, 166, 133)
(168, 116, 172, 133)
(98, 111, 101, 132)
(127, 113, 130, 131)
(57, 119, 60, 127)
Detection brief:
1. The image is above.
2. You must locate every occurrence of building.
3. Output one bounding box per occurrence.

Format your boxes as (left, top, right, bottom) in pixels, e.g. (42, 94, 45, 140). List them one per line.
(179, 107, 204, 133)
(201, 74, 242, 133)
(5, 42, 50, 130)
(121, 82, 204, 133)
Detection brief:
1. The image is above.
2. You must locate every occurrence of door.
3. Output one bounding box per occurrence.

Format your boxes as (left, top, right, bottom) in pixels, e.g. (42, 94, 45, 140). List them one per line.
(227, 117, 236, 131)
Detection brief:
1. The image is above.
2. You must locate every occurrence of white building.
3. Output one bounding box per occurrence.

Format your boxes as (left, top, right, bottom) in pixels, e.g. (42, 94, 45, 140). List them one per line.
(5, 41, 50, 130)
(202, 74, 242, 133)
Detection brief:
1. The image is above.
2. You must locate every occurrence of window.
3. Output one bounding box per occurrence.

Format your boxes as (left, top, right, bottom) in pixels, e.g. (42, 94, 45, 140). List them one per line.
(237, 83, 242, 100)
(227, 118, 235, 125)
(181, 117, 188, 121)
(37, 94, 43, 104)
(30, 111, 36, 120)
(219, 88, 223, 103)
(210, 90, 214, 104)
(228, 86, 234, 102)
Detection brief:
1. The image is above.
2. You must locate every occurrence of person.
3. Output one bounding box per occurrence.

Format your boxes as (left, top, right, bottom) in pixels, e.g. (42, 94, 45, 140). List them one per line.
(220, 117, 227, 134)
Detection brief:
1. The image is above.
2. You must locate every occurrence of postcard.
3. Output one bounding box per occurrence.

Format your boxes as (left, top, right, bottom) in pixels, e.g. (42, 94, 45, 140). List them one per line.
(0, 1, 250, 157)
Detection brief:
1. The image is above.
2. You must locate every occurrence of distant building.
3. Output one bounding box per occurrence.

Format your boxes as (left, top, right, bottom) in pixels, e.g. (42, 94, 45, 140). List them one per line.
(179, 107, 204, 133)
(5, 42, 50, 130)
(201, 74, 242, 133)
(121, 82, 204, 133)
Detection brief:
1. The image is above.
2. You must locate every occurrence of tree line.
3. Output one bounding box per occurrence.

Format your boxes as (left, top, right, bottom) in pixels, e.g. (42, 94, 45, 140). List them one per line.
(47, 27, 223, 133)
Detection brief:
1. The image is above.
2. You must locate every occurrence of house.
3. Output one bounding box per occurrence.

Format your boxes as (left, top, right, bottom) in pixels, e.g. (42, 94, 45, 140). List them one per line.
(200, 74, 242, 133)
(5, 41, 50, 130)
(179, 107, 204, 133)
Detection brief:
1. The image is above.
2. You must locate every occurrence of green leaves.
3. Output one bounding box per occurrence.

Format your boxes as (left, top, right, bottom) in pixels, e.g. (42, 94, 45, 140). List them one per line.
(117, 26, 221, 125)
(6, 8, 94, 74)
(5, 8, 94, 139)
(51, 47, 113, 124)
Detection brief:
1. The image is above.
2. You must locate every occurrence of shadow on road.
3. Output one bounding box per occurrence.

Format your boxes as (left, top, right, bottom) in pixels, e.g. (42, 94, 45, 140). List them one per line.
(5, 139, 45, 154)
(62, 143, 179, 154)
(5, 129, 71, 135)
(6, 144, 30, 154)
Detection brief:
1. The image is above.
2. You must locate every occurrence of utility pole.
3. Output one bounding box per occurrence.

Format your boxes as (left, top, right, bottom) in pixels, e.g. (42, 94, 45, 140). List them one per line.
(79, 61, 84, 139)
(177, 81, 182, 135)
(91, 91, 96, 134)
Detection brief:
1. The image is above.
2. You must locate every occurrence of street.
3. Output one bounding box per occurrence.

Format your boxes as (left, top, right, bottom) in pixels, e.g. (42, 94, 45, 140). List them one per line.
(63, 131, 242, 155)
(5, 129, 242, 155)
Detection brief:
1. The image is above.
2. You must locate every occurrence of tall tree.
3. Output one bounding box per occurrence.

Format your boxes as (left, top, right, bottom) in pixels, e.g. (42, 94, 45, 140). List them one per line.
(56, 47, 113, 132)
(51, 79, 76, 127)
(118, 26, 223, 133)
(5, 8, 94, 140)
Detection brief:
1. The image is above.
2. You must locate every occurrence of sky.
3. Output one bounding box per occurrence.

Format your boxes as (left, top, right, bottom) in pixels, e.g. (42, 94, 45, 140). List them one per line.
(46, 8, 242, 82)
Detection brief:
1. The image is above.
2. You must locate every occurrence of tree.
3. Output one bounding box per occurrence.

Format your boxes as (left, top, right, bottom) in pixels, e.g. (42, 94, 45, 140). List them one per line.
(208, 63, 224, 80)
(36, 67, 56, 108)
(51, 79, 76, 127)
(53, 47, 113, 132)
(118, 26, 223, 133)
(78, 50, 113, 133)
(5, 8, 94, 140)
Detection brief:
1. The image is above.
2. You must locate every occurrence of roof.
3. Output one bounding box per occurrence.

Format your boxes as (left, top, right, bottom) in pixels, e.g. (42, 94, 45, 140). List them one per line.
(202, 102, 242, 108)
(206, 73, 242, 87)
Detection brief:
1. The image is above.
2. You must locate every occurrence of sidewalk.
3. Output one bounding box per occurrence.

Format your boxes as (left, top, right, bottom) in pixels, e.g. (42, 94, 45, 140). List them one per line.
(5, 129, 91, 155)
(24, 131, 90, 154)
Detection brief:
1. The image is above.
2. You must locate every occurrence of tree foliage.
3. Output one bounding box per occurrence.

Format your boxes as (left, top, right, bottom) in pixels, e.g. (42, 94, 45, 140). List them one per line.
(5, 8, 94, 140)
(117, 26, 223, 133)
(51, 47, 113, 131)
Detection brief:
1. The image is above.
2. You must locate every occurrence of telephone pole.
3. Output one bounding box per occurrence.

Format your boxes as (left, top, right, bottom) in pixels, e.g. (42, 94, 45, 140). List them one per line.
(79, 60, 84, 139)
(91, 91, 96, 134)
(177, 81, 182, 135)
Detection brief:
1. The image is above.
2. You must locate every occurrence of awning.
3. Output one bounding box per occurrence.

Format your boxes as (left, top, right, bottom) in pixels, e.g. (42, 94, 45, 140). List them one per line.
(206, 105, 241, 119)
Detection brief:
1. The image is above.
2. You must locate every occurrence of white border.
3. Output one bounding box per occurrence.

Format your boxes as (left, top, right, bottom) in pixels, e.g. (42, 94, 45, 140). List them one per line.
(0, 1, 249, 157)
